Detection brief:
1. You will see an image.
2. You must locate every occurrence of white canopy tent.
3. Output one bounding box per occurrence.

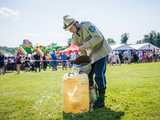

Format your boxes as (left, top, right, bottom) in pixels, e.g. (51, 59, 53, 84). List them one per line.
(129, 43, 159, 50)
(110, 43, 159, 51)
(110, 44, 135, 51)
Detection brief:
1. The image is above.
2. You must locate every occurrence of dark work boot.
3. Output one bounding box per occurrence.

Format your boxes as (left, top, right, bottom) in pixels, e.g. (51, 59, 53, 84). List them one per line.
(93, 89, 105, 109)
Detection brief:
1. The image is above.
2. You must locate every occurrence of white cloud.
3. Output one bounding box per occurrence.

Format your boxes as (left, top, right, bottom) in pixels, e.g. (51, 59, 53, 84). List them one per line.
(0, 7, 20, 18)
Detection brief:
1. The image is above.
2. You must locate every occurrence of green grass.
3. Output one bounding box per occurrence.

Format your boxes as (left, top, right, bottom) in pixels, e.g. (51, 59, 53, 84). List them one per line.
(0, 63, 160, 120)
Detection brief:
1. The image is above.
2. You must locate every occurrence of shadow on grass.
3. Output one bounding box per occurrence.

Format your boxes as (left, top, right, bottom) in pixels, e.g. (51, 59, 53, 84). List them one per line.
(63, 107, 124, 120)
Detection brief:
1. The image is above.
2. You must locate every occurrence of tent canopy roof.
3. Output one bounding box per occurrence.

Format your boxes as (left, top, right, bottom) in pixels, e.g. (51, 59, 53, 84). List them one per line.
(111, 43, 159, 51)
(110, 44, 135, 50)
(129, 43, 159, 50)
(64, 44, 79, 52)
(57, 44, 79, 55)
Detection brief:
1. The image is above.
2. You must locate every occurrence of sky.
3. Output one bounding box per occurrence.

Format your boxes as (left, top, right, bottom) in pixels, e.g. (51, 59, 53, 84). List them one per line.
(0, 0, 160, 47)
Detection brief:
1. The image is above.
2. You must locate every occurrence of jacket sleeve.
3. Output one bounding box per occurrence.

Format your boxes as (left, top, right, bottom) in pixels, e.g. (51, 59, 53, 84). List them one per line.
(72, 33, 86, 48)
(71, 35, 87, 55)
(72, 36, 81, 47)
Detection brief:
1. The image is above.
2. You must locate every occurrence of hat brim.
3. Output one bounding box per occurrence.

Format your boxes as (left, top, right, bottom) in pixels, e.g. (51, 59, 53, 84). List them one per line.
(64, 21, 76, 31)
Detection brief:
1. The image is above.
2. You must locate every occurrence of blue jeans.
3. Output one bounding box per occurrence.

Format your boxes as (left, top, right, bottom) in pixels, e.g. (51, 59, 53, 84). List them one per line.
(51, 61, 57, 69)
(88, 56, 107, 90)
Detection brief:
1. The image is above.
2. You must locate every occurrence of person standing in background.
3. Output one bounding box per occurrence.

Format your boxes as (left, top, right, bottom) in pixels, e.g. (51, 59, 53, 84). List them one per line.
(0, 52, 5, 75)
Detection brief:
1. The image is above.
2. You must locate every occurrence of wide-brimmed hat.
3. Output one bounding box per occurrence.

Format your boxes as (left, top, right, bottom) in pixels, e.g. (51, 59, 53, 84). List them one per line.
(63, 15, 76, 31)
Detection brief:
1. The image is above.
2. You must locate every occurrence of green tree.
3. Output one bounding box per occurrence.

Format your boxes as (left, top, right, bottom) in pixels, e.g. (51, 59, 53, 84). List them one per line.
(143, 31, 156, 44)
(120, 33, 129, 44)
(143, 31, 160, 47)
(47, 42, 66, 51)
(136, 40, 143, 44)
(156, 32, 160, 47)
(107, 38, 116, 45)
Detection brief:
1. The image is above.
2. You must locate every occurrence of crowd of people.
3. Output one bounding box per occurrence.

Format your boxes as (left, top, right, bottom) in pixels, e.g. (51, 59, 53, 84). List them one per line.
(108, 50, 160, 65)
(0, 50, 79, 75)
(0, 49, 160, 75)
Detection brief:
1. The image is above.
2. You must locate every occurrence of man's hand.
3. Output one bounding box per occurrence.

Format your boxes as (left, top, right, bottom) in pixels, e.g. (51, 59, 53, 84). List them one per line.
(79, 45, 87, 56)
(79, 45, 86, 51)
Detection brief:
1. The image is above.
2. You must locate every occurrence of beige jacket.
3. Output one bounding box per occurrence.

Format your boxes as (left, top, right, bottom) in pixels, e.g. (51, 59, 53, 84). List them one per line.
(72, 21, 112, 63)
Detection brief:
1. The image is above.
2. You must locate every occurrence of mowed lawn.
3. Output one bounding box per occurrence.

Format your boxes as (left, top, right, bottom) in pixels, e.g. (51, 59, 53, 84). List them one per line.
(0, 63, 160, 120)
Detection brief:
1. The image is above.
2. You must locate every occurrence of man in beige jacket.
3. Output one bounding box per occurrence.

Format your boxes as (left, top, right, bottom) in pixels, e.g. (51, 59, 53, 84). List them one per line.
(63, 15, 112, 108)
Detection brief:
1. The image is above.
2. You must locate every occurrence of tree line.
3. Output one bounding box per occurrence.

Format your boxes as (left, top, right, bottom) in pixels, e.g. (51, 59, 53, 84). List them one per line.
(107, 30, 160, 48)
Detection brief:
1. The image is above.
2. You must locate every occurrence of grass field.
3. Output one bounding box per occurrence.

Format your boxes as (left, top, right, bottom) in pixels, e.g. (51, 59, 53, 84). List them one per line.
(0, 63, 160, 120)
